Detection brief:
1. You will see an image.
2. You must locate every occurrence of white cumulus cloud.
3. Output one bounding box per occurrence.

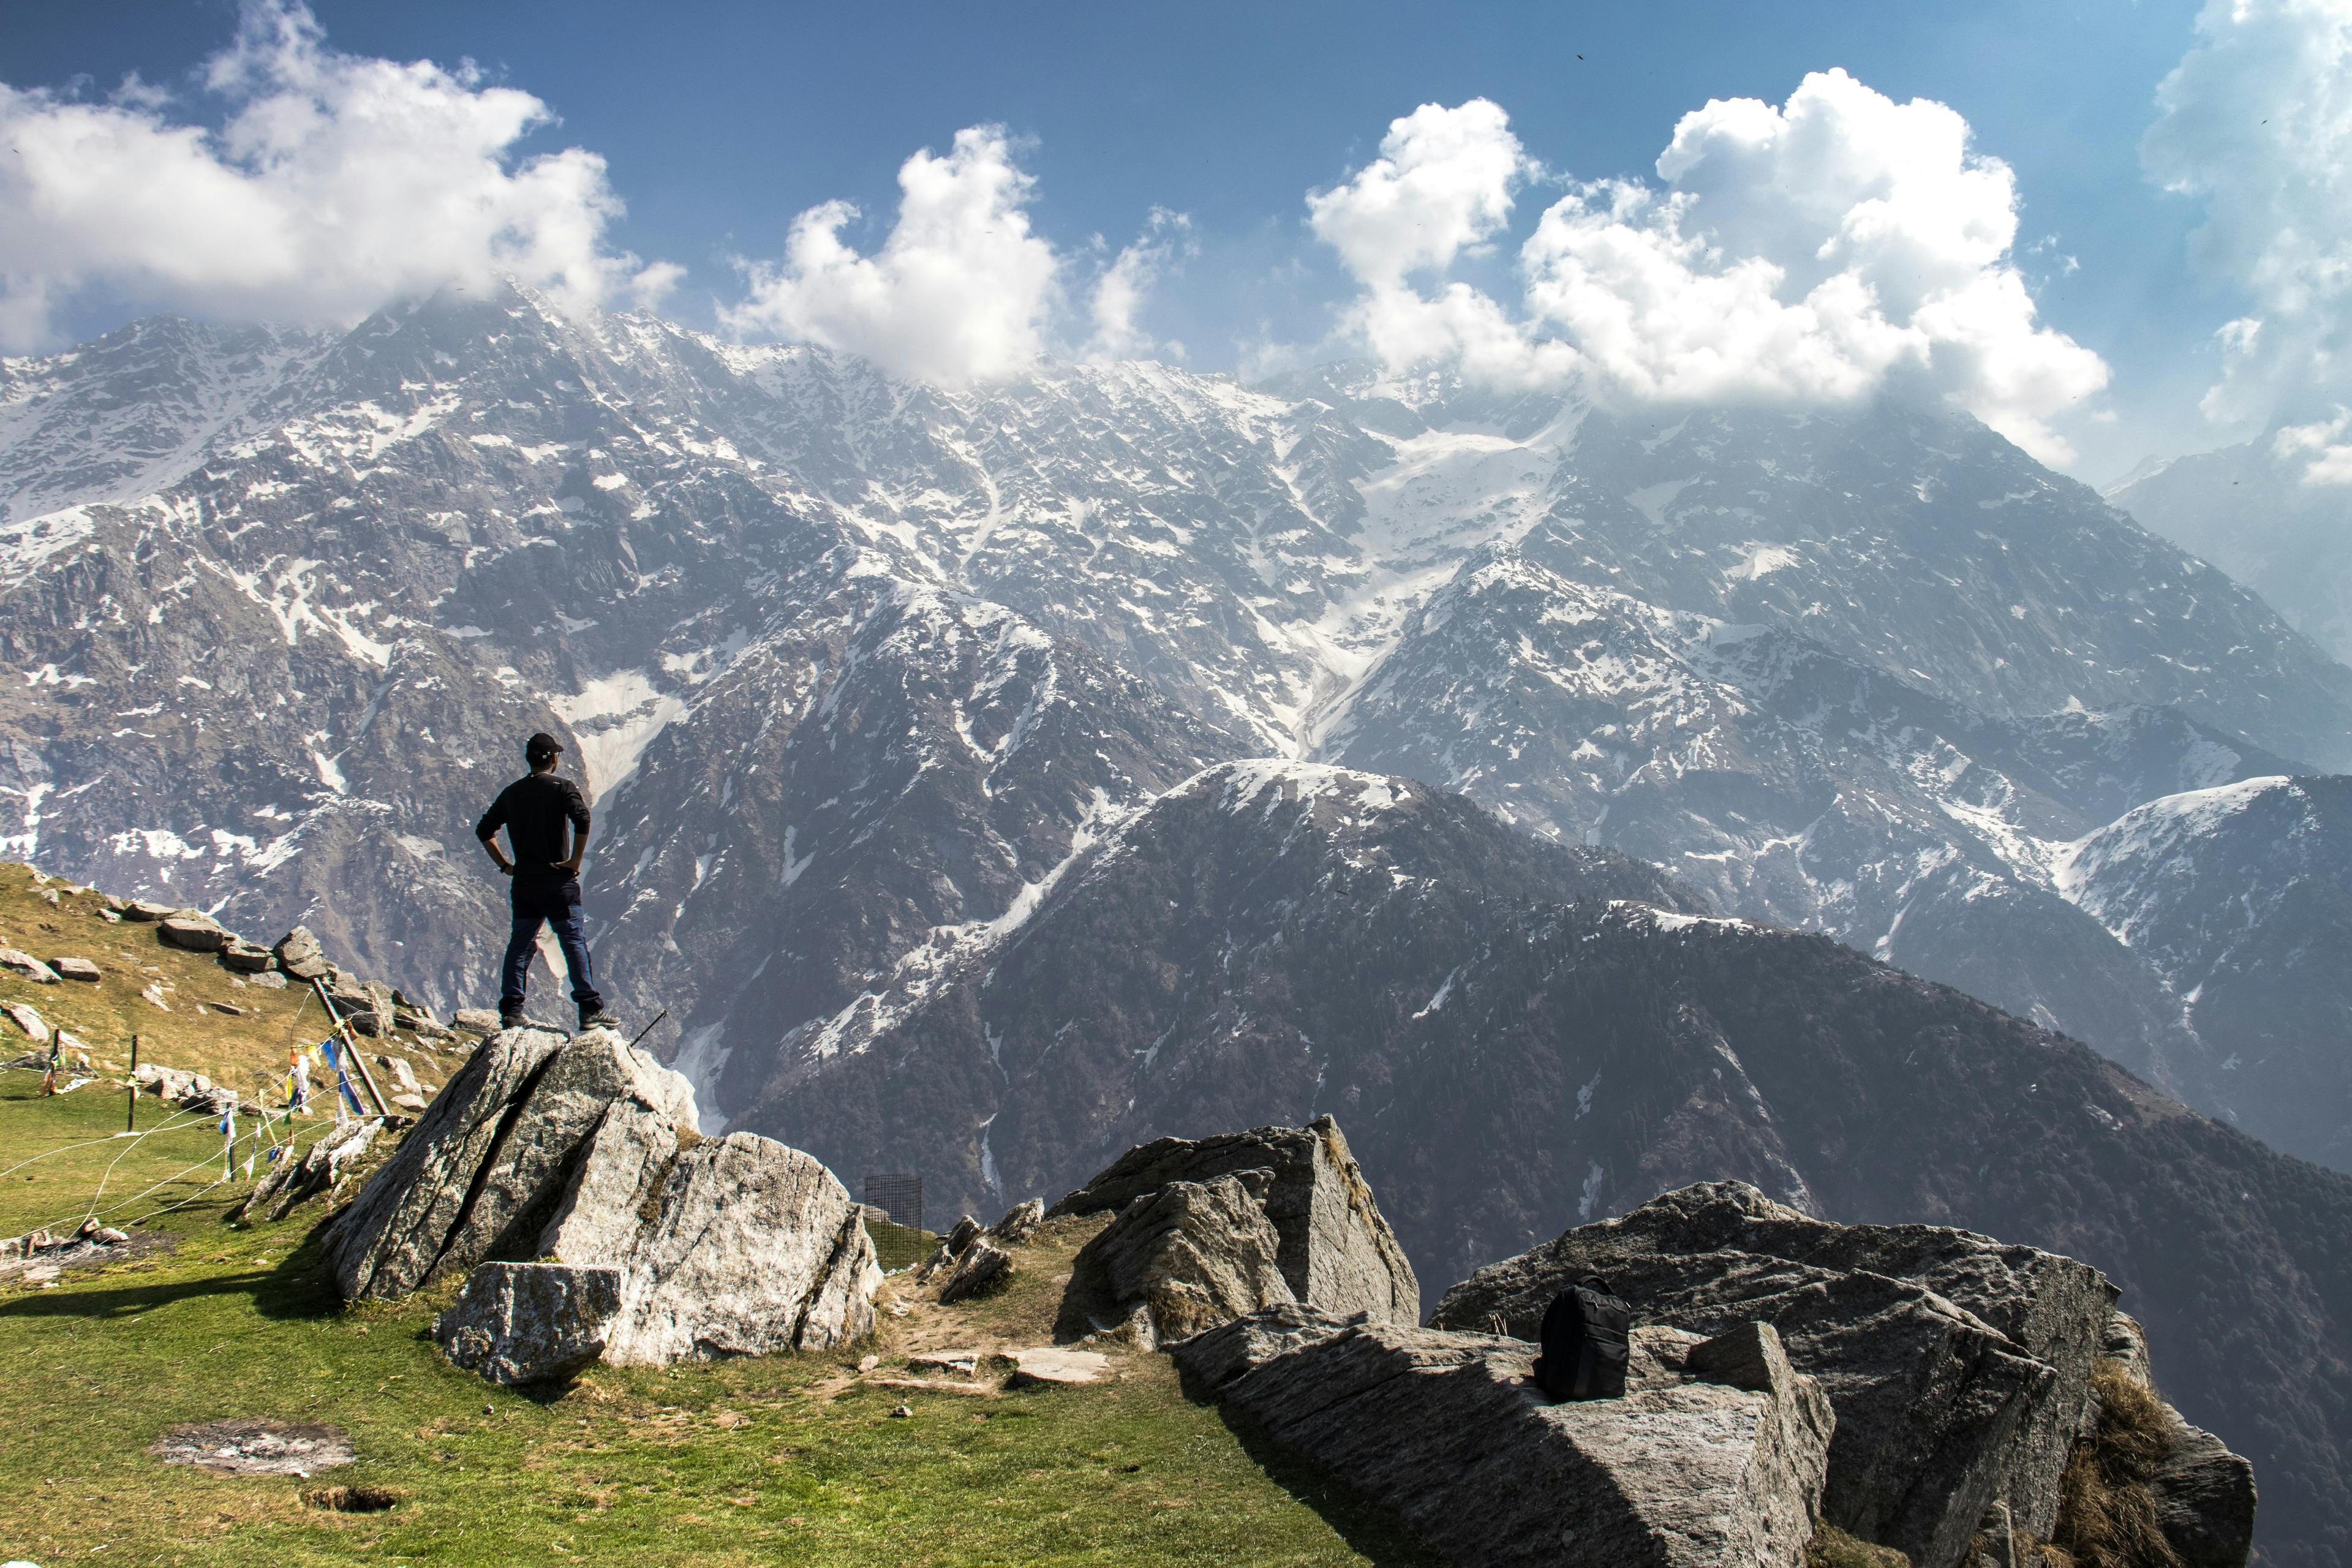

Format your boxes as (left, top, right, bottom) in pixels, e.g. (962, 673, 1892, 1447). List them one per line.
(2145, 0, 2352, 444)
(1311, 74, 2109, 464)
(1085, 207, 1195, 363)
(0, 0, 672, 352)
(724, 126, 1063, 385)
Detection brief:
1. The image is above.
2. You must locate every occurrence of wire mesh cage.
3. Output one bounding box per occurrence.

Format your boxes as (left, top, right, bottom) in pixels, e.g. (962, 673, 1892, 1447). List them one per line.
(862, 1172, 924, 1232)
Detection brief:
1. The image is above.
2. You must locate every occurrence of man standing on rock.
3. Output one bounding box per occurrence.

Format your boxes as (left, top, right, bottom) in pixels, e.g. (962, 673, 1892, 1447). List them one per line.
(476, 732, 618, 1034)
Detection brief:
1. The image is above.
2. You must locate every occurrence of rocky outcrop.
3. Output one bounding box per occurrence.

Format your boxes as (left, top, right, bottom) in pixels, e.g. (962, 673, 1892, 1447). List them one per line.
(2101, 1313, 2258, 1568)
(1049, 1117, 1419, 1327)
(432, 1262, 622, 1385)
(937, 1240, 1012, 1306)
(1175, 1305, 1833, 1568)
(1430, 1181, 2245, 1568)
(322, 1027, 880, 1361)
(1057, 1170, 1295, 1347)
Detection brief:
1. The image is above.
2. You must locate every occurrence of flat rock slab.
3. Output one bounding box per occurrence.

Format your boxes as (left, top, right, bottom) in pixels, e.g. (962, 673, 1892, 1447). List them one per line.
(435, 1262, 622, 1385)
(50, 956, 100, 981)
(907, 1349, 991, 1377)
(157, 914, 228, 952)
(1177, 1307, 1831, 1568)
(152, 1419, 353, 1477)
(1009, 1348, 1112, 1386)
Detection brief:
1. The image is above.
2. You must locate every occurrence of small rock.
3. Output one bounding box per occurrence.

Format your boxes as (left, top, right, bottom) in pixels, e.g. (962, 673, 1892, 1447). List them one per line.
(94, 1227, 130, 1245)
(208, 1001, 248, 1017)
(889, 1404, 913, 1419)
(273, 927, 332, 981)
(2, 1002, 50, 1044)
(157, 913, 228, 953)
(99, 908, 122, 923)
(888, 1300, 911, 1317)
(246, 970, 288, 989)
(908, 1349, 984, 1376)
(377, 1056, 422, 1096)
(938, 1240, 1013, 1305)
(390, 1093, 428, 1113)
(24, 1228, 53, 1251)
(0, 948, 59, 984)
(49, 956, 100, 982)
(140, 982, 172, 1011)
(433, 1261, 624, 1386)
(218, 939, 274, 974)
(452, 1007, 502, 1034)
(944, 1215, 983, 1254)
(857, 1354, 880, 1373)
(124, 900, 176, 922)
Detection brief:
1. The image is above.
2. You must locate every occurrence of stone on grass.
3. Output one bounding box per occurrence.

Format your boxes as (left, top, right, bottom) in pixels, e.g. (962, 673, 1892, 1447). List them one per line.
(1050, 1115, 1418, 1328)
(217, 940, 274, 974)
(125, 900, 175, 922)
(0, 948, 58, 984)
(377, 1056, 421, 1096)
(1, 1003, 48, 1044)
(157, 913, 228, 952)
(434, 1262, 623, 1385)
(938, 1240, 1013, 1305)
(273, 927, 331, 981)
(1177, 1306, 1831, 1568)
(1429, 1181, 2138, 1568)
(49, 956, 99, 982)
(988, 1197, 1045, 1246)
(324, 1027, 880, 1365)
(1009, 1347, 1111, 1387)
(1057, 1170, 1295, 1348)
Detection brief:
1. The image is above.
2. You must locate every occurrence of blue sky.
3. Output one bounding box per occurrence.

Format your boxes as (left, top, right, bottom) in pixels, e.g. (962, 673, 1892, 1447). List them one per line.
(1, 0, 2333, 481)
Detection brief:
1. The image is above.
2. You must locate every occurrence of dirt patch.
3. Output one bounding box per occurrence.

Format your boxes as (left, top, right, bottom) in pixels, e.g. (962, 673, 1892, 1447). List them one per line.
(303, 1483, 400, 1513)
(151, 1417, 354, 1476)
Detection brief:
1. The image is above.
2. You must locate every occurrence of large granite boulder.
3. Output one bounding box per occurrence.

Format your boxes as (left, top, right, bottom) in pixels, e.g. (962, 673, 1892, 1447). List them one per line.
(1057, 1170, 1297, 1346)
(1430, 1182, 2127, 1568)
(433, 1262, 622, 1385)
(1050, 1115, 1418, 1325)
(323, 1027, 880, 1360)
(1175, 1305, 1833, 1568)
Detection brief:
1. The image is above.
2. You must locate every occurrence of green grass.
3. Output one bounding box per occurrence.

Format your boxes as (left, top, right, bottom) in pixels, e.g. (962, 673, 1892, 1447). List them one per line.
(0, 1082, 1436, 1567)
(865, 1219, 936, 1274)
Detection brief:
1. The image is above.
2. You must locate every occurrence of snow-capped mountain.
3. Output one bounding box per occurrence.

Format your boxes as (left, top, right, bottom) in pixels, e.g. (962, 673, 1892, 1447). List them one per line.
(0, 283, 2347, 1169)
(2057, 774, 2352, 1166)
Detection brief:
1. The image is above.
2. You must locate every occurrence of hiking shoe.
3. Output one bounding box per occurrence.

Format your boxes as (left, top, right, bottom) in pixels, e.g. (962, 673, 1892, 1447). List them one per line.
(498, 1008, 526, 1031)
(578, 1008, 623, 1035)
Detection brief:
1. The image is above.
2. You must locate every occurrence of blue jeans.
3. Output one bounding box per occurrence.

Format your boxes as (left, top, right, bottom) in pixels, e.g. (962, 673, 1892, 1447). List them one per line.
(500, 876, 602, 1019)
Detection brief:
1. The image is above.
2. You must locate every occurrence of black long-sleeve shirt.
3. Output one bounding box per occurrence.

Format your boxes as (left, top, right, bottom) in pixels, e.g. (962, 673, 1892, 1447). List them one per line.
(476, 772, 592, 878)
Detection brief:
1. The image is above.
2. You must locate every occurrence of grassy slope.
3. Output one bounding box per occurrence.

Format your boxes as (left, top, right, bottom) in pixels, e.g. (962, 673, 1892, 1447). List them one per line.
(0, 862, 468, 1102)
(0, 1049, 1434, 1565)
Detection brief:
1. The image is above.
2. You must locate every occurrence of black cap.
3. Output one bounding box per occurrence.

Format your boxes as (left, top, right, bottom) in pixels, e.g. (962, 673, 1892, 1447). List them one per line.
(526, 731, 564, 764)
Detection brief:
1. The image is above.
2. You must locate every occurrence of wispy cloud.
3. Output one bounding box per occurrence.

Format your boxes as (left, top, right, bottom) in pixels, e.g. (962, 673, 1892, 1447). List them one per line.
(2145, 0, 2352, 446)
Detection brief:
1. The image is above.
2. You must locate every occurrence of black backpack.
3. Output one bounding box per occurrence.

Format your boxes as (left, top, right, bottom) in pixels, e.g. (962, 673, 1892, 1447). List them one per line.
(1532, 1274, 1632, 1401)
